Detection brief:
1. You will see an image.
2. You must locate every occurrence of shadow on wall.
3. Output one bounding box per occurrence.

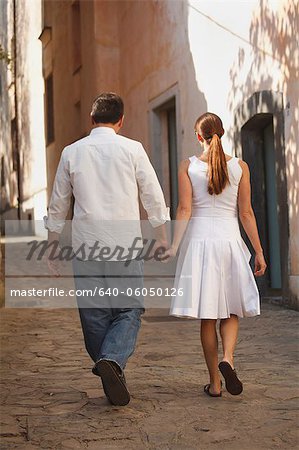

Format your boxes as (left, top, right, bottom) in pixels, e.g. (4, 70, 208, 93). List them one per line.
(227, 0, 299, 222)
(183, 0, 209, 157)
(172, 0, 208, 157)
(227, 0, 298, 307)
(117, 0, 207, 157)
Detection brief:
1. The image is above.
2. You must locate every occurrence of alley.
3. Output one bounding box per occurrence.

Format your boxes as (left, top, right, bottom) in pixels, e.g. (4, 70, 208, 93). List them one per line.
(0, 303, 298, 449)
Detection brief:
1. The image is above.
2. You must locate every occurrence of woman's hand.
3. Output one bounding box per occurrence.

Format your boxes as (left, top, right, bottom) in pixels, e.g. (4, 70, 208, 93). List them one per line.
(254, 252, 267, 277)
(159, 246, 178, 263)
(148, 239, 169, 260)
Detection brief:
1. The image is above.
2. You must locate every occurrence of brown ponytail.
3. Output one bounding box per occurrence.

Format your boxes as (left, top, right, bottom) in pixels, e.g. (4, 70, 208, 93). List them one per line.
(194, 113, 230, 195)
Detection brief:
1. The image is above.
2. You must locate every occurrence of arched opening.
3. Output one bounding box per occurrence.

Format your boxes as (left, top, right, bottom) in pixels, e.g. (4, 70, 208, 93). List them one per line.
(234, 91, 289, 301)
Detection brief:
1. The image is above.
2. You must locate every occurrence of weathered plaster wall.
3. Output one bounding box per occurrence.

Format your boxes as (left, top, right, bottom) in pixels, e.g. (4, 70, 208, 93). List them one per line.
(0, 0, 47, 224)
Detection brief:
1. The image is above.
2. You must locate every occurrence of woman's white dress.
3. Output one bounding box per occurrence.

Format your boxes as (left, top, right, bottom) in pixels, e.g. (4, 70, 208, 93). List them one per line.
(169, 155, 260, 319)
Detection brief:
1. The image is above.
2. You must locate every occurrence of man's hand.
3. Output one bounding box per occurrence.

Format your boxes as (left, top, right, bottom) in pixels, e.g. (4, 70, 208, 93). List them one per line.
(149, 222, 169, 261)
(46, 231, 62, 277)
(47, 254, 62, 277)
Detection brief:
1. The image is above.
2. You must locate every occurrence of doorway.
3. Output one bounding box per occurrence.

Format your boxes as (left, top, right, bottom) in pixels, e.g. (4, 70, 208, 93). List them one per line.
(241, 113, 282, 295)
(149, 87, 181, 220)
(234, 91, 289, 302)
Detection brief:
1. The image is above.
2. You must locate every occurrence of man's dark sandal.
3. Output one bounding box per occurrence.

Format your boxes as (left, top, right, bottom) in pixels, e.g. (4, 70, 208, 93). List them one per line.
(93, 359, 130, 406)
(92, 361, 110, 401)
(204, 383, 222, 397)
(218, 361, 243, 395)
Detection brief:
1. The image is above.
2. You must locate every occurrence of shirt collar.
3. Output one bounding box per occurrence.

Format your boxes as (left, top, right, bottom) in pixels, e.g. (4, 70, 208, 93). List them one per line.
(90, 126, 116, 136)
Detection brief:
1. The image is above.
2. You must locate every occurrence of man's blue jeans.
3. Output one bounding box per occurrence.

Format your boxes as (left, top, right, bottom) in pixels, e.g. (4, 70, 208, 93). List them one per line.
(72, 257, 145, 370)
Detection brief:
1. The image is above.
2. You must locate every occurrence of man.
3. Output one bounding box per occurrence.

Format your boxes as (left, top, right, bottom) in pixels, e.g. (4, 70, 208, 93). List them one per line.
(44, 92, 170, 406)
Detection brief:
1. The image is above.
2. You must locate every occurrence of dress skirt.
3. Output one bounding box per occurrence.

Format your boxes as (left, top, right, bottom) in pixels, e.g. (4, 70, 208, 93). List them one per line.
(169, 214, 261, 319)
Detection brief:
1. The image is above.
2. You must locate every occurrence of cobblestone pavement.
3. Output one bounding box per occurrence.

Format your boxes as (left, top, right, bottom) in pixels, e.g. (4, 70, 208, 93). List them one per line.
(0, 303, 298, 450)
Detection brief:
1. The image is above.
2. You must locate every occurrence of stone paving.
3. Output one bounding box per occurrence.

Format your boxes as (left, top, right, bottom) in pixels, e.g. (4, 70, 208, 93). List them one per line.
(0, 303, 298, 450)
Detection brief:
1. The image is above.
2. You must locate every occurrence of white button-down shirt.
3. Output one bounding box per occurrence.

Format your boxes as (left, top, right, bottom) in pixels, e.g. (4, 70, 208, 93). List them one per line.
(44, 127, 170, 259)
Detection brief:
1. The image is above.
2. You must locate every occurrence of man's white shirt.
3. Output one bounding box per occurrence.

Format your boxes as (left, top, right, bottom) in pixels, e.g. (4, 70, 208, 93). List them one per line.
(44, 126, 170, 260)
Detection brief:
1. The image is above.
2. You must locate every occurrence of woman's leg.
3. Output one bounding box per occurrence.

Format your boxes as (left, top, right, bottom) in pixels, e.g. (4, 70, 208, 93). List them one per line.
(219, 314, 239, 368)
(200, 319, 221, 394)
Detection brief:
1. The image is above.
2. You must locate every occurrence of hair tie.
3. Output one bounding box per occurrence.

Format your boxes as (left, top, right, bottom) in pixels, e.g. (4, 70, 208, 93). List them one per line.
(205, 133, 221, 141)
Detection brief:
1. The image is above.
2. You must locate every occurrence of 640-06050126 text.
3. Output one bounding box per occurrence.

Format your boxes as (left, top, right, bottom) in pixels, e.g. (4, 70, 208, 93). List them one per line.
(9, 287, 184, 298)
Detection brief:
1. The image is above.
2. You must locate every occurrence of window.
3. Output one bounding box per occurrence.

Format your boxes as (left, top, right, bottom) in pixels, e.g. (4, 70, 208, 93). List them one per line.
(45, 74, 54, 145)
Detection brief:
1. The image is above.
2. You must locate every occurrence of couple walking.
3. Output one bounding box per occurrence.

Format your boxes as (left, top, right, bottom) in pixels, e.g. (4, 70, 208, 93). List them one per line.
(45, 92, 266, 405)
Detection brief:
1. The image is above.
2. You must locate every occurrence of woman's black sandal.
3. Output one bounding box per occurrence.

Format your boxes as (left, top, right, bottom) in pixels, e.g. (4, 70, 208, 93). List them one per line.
(204, 380, 222, 397)
(218, 361, 243, 395)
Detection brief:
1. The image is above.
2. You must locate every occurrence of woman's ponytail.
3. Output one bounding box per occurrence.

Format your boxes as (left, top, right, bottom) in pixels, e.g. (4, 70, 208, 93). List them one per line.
(207, 133, 230, 195)
(194, 113, 230, 195)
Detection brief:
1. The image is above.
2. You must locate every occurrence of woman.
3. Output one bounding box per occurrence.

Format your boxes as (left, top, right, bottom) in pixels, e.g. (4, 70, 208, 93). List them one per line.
(162, 112, 267, 397)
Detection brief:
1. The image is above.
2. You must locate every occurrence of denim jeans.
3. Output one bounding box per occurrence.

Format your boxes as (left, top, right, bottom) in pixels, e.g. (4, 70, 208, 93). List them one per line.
(72, 257, 145, 369)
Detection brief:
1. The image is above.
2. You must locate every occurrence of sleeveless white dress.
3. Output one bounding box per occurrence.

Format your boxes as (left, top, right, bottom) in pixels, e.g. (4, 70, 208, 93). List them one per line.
(169, 155, 260, 319)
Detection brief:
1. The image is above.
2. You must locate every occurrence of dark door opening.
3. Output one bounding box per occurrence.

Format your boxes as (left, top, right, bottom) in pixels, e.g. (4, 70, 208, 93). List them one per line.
(151, 97, 178, 219)
(241, 113, 282, 296)
(263, 121, 282, 289)
(166, 104, 178, 218)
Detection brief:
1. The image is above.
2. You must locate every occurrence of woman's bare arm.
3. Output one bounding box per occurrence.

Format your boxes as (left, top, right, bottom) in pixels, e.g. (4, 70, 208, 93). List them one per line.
(237, 160, 267, 276)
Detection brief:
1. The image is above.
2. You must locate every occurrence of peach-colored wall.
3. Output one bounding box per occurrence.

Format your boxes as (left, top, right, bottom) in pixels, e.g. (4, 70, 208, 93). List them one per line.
(42, 0, 98, 194)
